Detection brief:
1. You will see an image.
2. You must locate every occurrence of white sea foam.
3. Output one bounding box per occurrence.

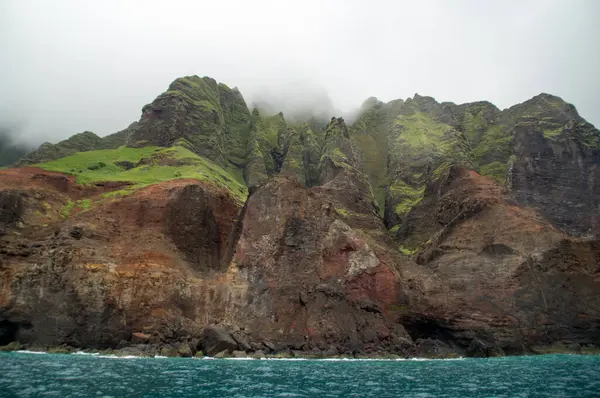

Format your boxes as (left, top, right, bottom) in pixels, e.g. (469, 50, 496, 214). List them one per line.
(407, 357, 465, 361)
(73, 351, 100, 356)
(13, 349, 464, 362)
(70, 352, 138, 359)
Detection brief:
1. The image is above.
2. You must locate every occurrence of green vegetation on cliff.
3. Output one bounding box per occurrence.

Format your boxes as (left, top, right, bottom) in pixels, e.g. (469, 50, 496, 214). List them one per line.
(126, 75, 252, 175)
(35, 145, 248, 204)
(243, 109, 314, 187)
(384, 99, 473, 230)
(9, 74, 599, 251)
(14, 125, 136, 167)
(16, 131, 103, 165)
(350, 98, 398, 210)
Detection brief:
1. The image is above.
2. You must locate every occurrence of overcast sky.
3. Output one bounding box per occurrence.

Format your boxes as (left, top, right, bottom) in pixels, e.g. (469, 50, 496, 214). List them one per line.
(1, 0, 599, 143)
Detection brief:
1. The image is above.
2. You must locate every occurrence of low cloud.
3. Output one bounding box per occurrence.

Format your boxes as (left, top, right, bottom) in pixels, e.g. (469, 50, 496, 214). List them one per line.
(1, 0, 599, 146)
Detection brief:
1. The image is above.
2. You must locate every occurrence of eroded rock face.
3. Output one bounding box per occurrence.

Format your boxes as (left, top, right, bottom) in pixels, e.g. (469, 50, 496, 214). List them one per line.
(0, 165, 419, 355)
(0, 191, 24, 227)
(510, 118, 600, 237)
(229, 177, 410, 354)
(165, 185, 223, 271)
(395, 167, 600, 353)
(349, 92, 600, 240)
(0, 161, 599, 356)
(0, 170, 243, 348)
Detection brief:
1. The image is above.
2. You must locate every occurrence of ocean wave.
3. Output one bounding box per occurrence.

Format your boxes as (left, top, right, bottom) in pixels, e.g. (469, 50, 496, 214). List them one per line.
(406, 357, 465, 361)
(93, 354, 140, 359)
(73, 351, 100, 356)
(11, 349, 463, 362)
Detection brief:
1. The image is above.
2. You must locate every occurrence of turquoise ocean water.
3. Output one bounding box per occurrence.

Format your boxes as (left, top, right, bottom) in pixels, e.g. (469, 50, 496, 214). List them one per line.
(1, 352, 599, 397)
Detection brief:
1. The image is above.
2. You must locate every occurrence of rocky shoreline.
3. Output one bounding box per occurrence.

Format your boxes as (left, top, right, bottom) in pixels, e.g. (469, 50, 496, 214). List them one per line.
(1, 343, 598, 359)
(1, 326, 598, 360)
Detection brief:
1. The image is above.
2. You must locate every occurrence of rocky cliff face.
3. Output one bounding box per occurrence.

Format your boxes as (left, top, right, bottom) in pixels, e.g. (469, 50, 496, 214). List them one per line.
(346, 92, 600, 247)
(127, 76, 251, 170)
(1, 76, 599, 357)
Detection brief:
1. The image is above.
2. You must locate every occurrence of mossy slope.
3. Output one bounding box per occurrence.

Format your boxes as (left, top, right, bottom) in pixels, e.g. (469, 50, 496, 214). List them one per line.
(318, 117, 380, 223)
(35, 145, 248, 204)
(350, 97, 403, 211)
(126, 76, 252, 175)
(16, 124, 137, 167)
(17, 131, 103, 166)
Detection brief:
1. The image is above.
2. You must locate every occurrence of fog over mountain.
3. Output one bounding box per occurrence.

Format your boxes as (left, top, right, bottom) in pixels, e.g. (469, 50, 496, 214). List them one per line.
(1, 0, 599, 145)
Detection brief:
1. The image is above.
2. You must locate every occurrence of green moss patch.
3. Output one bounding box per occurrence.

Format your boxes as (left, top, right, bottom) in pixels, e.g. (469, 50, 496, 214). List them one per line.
(61, 201, 75, 219)
(543, 127, 563, 139)
(480, 161, 508, 185)
(390, 181, 425, 217)
(35, 146, 248, 204)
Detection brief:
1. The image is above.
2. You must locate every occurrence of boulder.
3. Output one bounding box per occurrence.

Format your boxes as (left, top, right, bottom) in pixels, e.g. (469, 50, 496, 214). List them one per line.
(414, 339, 459, 358)
(0, 341, 21, 351)
(466, 338, 505, 358)
(231, 350, 248, 358)
(466, 338, 488, 358)
(231, 333, 251, 351)
(159, 345, 179, 357)
(262, 341, 276, 352)
(202, 326, 238, 356)
(214, 350, 229, 358)
(114, 346, 146, 357)
(324, 346, 339, 356)
(252, 350, 266, 359)
(177, 343, 193, 358)
(47, 346, 75, 354)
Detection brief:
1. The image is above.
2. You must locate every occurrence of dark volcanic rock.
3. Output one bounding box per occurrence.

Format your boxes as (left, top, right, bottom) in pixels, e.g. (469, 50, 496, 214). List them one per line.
(510, 114, 600, 237)
(177, 342, 194, 357)
(202, 326, 238, 356)
(165, 185, 222, 271)
(0, 191, 24, 226)
(414, 339, 459, 358)
(466, 338, 505, 358)
(231, 350, 247, 358)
